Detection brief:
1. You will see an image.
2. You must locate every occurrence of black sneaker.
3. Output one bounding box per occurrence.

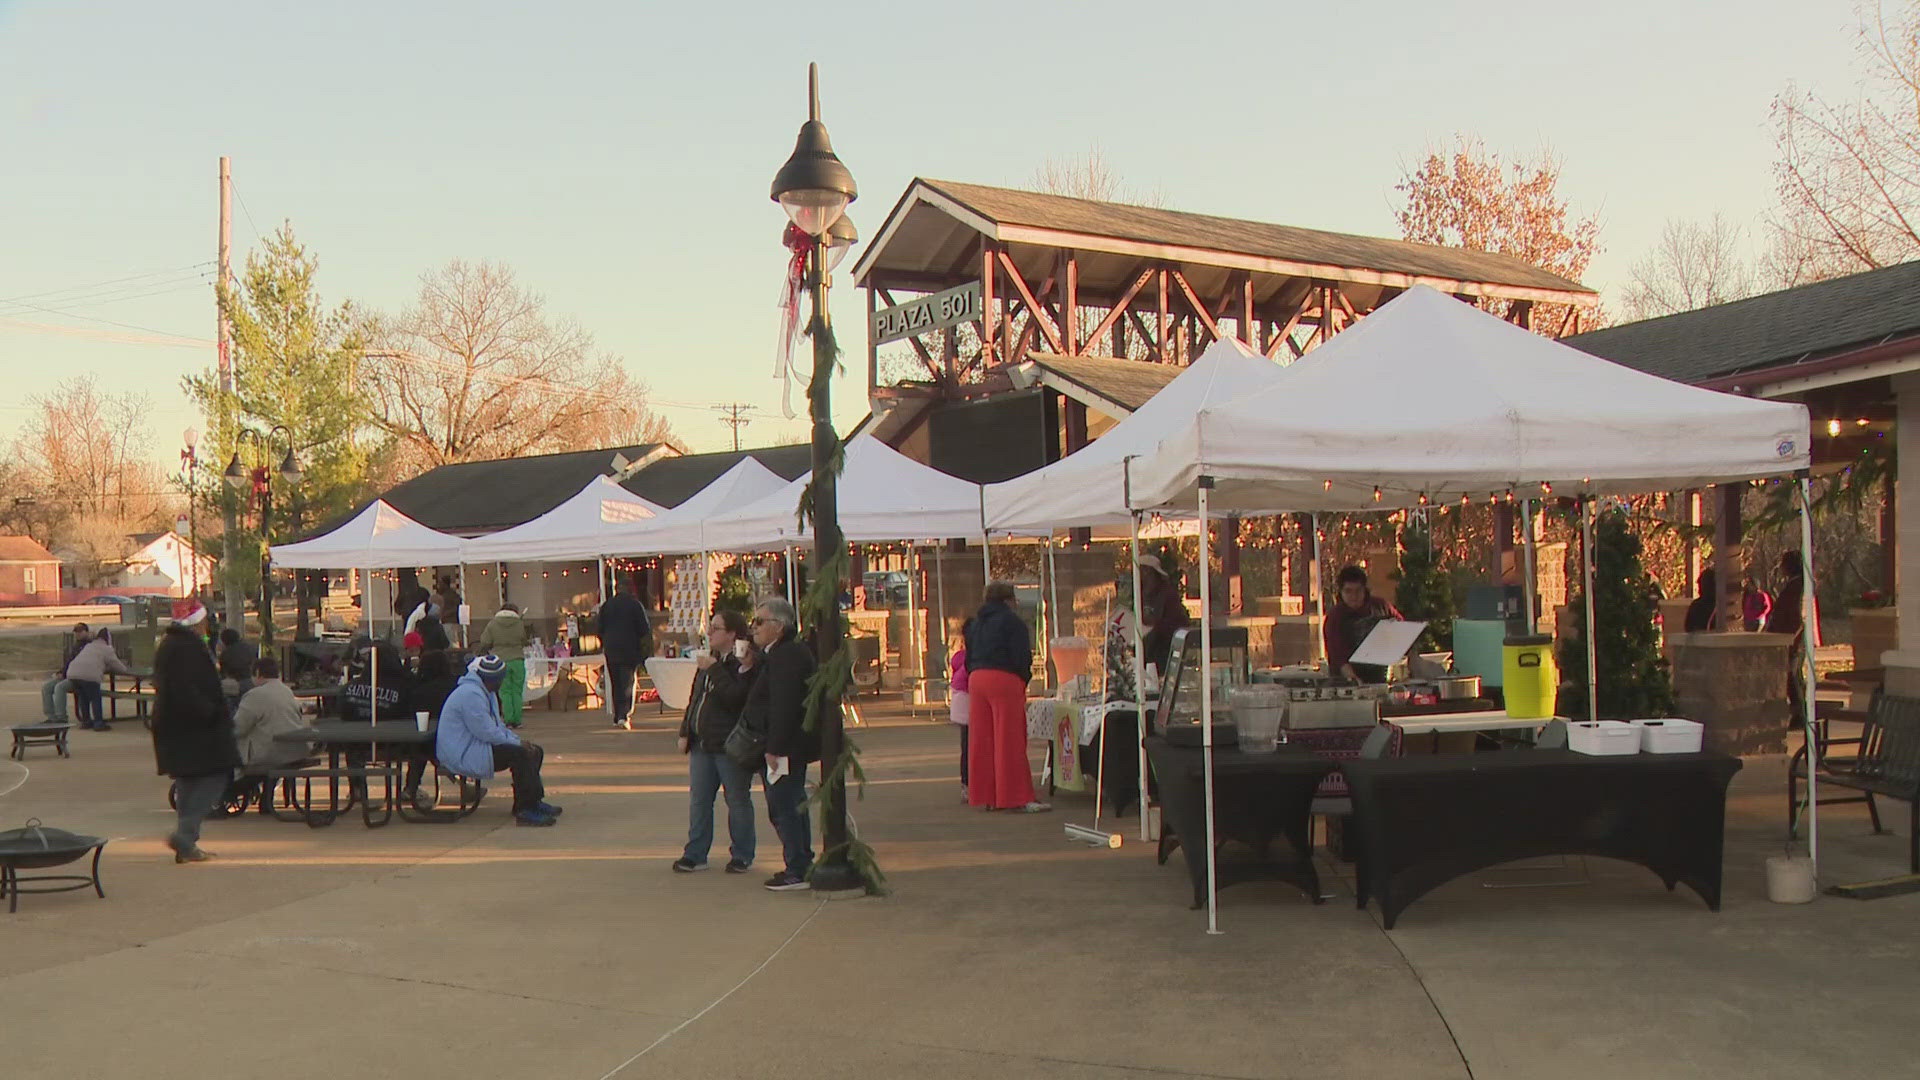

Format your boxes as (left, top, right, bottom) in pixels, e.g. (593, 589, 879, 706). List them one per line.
(724, 859, 751, 874)
(672, 858, 706, 873)
(764, 871, 809, 891)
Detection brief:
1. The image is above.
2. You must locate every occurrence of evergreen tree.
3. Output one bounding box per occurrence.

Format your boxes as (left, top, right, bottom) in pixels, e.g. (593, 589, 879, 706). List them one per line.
(1559, 506, 1675, 718)
(1393, 515, 1454, 653)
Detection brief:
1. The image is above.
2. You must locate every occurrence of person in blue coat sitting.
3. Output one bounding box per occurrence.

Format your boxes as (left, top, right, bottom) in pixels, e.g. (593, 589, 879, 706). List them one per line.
(436, 654, 563, 827)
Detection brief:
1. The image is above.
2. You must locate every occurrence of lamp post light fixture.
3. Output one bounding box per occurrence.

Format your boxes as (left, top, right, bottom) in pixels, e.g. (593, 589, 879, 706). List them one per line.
(224, 426, 300, 645)
(770, 61, 861, 894)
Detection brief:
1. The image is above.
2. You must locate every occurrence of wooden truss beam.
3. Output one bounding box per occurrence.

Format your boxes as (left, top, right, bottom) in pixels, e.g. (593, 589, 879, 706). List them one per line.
(1079, 269, 1154, 358)
(997, 251, 1064, 354)
(1169, 270, 1224, 346)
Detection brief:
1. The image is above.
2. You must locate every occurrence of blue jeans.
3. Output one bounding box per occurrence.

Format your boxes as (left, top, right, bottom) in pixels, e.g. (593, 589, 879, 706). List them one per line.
(684, 747, 755, 866)
(41, 677, 73, 721)
(763, 764, 812, 877)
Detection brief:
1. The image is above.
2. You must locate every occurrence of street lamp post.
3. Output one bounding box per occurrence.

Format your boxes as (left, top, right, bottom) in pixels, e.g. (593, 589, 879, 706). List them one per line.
(771, 62, 860, 893)
(225, 426, 301, 646)
(181, 428, 201, 605)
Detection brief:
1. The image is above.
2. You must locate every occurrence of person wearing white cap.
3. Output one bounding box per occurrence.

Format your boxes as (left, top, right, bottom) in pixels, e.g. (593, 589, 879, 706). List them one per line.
(436, 653, 561, 826)
(150, 603, 241, 863)
(1135, 553, 1191, 681)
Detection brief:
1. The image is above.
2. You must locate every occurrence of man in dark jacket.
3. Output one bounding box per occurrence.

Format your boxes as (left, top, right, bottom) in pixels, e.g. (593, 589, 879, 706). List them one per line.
(673, 610, 760, 873)
(150, 606, 241, 863)
(1136, 554, 1191, 678)
(741, 598, 819, 891)
(598, 573, 654, 730)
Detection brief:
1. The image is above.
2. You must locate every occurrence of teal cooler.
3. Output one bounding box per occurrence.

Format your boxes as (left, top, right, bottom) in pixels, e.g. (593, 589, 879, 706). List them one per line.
(1451, 618, 1508, 688)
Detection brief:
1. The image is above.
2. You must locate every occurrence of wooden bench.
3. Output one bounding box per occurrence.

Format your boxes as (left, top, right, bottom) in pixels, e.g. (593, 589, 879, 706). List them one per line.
(1790, 691, 1920, 873)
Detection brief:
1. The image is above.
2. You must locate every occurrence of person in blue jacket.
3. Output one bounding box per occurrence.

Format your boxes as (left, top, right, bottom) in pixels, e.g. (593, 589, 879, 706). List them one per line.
(436, 653, 563, 827)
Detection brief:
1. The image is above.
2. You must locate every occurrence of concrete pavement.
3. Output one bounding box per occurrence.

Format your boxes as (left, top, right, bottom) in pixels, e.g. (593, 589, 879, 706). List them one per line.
(1, 686, 1916, 1078)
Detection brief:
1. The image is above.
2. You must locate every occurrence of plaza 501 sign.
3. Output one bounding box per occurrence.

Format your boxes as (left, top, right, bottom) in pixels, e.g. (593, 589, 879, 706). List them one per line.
(871, 281, 982, 345)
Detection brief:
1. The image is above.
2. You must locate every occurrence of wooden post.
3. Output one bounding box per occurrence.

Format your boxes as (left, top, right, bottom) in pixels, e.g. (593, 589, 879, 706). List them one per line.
(1492, 503, 1515, 584)
(1685, 490, 1703, 595)
(1884, 470, 1898, 600)
(1240, 272, 1256, 346)
(866, 286, 878, 391)
(1156, 268, 1170, 363)
(1059, 249, 1079, 355)
(1064, 398, 1088, 453)
(1715, 484, 1742, 631)
(979, 242, 997, 367)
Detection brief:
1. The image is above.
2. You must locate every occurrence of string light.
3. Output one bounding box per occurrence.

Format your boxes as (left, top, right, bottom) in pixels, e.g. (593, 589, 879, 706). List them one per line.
(1373, 486, 1383, 502)
(1323, 479, 1333, 491)
(1417, 492, 1429, 505)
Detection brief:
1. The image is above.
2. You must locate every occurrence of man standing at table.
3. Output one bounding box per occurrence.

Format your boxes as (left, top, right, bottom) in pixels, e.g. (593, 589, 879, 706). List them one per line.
(437, 654, 562, 827)
(1324, 565, 1404, 685)
(598, 573, 654, 730)
(151, 604, 241, 863)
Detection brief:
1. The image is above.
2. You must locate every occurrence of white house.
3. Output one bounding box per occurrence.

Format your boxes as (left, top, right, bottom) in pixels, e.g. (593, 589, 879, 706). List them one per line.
(115, 531, 215, 598)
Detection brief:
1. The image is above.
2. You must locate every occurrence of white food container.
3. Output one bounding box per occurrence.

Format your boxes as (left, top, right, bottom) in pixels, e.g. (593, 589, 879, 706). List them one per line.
(1630, 718, 1703, 754)
(1227, 686, 1289, 750)
(1567, 720, 1640, 756)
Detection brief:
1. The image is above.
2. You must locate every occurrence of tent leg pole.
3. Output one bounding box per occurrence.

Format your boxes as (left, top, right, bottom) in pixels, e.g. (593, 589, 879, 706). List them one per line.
(1198, 481, 1220, 935)
(1041, 537, 1055, 690)
(1798, 476, 1821, 877)
(907, 546, 920, 704)
(785, 546, 796, 608)
(1129, 515, 1151, 842)
(1520, 498, 1538, 634)
(1308, 513, 1324, 666)
(1583, 497, 1598, 722)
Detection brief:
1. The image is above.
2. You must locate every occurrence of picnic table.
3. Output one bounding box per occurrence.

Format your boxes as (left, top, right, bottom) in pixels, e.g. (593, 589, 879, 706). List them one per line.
(270, 721, 434, 828)
(104, 669, 154, 721)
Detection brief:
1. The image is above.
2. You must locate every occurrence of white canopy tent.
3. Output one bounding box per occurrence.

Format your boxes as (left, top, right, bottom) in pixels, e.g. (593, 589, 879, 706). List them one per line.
(701, 434, 992, 552)
(271, 500, 468, 570)
(459, 476, 667, 563)
(595, 456, 792, 556)
(1123, 286, 1815, 933)
(982, 337, 1291, 534)
(269, 500, 468, 727)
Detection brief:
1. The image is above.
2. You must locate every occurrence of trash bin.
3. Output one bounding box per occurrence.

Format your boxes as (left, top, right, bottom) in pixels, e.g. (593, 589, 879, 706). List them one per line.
(1502, 634, 1557, 719)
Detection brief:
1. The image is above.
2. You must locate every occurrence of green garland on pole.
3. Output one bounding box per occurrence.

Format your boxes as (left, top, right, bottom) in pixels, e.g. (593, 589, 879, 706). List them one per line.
(795, 323, 888, 896)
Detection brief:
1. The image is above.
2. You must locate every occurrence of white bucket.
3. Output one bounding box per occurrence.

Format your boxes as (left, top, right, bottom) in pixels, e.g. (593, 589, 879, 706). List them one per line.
(1765, 854, 1817, 904)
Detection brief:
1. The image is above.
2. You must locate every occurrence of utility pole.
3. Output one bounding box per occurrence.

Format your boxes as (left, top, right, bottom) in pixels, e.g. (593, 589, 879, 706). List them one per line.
(217, 156, 241, 630)
(714, 402, 752, 452)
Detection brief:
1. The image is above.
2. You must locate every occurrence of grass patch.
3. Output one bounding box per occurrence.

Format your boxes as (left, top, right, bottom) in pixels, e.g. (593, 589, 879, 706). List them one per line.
(0, 634, 63, 681)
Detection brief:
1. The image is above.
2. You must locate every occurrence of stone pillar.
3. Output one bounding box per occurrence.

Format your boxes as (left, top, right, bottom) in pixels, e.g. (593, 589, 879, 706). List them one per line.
(1672, 632, 1793, 754)
(1886, 371, 1920, 693)
(1714, 484, 1742, 630)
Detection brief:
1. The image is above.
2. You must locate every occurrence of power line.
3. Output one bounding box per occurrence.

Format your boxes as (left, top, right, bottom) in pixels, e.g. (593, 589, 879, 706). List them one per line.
(714, 402, 753, 451)
(0, 263, 214, 307)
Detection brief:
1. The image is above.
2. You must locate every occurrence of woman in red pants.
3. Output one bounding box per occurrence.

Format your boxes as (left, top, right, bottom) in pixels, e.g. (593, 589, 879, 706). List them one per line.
(964, 582, 1051, 813)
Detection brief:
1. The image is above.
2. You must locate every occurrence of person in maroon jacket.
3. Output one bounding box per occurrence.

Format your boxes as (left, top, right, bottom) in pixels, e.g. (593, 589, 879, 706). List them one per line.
(1324, 565, 1403, 684)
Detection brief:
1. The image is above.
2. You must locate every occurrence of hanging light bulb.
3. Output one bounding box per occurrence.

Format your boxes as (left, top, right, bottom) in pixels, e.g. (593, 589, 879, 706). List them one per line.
(1417, 492, 1429, 506)
(1541, 481, 1553, 495)
(1373, 486, 1383, 502)
(1827, 418, 1842, 437)
(1323, 479, 1333, 491)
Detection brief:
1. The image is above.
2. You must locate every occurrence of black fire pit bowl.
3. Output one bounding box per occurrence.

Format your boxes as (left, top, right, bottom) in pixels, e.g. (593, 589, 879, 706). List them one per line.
(0, 819, 108, 913)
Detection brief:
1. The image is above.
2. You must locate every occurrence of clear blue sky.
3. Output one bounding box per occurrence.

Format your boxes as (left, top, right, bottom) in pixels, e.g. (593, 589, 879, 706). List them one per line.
(0, 0, 1866, 466)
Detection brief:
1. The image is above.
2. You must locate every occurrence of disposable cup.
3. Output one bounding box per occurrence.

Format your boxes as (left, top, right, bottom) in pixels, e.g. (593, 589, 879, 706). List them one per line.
(415, 711, 430, 733)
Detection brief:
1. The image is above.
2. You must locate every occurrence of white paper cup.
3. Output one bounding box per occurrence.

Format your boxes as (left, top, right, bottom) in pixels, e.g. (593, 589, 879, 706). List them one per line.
(415, 711, 431, 733)
(734, 639, 749, 660)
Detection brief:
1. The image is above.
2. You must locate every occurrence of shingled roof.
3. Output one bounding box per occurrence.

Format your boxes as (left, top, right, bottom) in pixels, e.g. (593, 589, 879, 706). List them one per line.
(378, 444, 671, 534)
(372, 443, 815, 536)
(858, 178, 1596, 302)
(0, 535, 59, 563)
(1024, 353, 1182, 417)
(620, 445, 813, 508)
(1566, 260, 1920, 384)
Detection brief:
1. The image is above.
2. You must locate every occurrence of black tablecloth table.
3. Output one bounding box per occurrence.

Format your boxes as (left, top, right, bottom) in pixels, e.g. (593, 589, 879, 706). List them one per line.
(1144, 736, 1336, 909)
(1341, 749, 1743, 929)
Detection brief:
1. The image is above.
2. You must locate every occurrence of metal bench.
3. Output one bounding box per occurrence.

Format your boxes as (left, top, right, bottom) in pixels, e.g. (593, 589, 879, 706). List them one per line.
(1789, 691, 1920, 873)
(397, 761, 487, 823)
(10, 723, 71, 760)
(265, 763, 402, 829)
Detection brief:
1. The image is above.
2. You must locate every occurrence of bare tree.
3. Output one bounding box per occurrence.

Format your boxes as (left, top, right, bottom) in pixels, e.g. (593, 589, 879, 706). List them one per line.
(1395, 136, 1605, 331)
(361, 260, 675, 478)
(10, 375, 171, 581)
(1619, 215, 1758, 320)
(1030, 145, 1166, 207)
(1769, 1, 1920, 283)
